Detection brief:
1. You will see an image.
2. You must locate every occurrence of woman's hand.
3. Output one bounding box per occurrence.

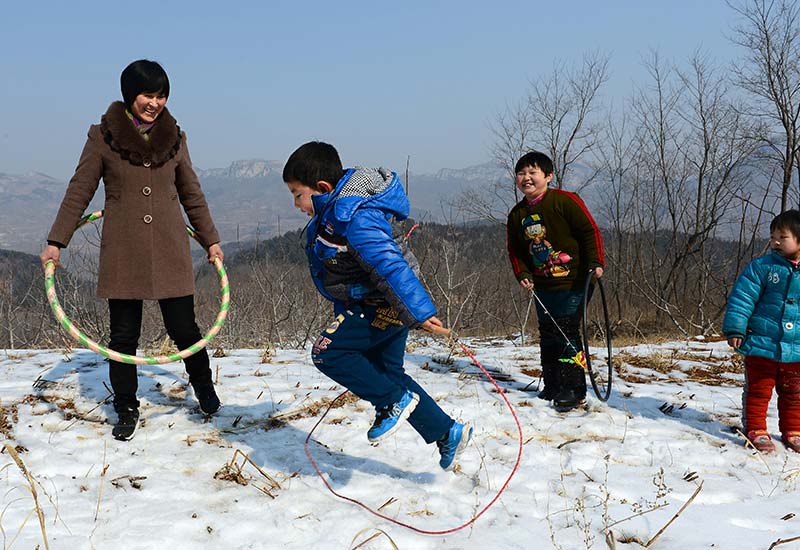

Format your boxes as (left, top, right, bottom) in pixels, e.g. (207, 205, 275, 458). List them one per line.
(40, 244, 61, 268)
(207, 243, 224, 264)
(727, 337, 742, 349)
(594, 267, 604, 278)
(519, 278, 534, 291)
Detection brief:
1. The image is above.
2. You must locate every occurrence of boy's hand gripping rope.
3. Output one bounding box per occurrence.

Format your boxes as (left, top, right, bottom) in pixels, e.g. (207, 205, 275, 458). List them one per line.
(303, 325, 523, 535)
(44, 210, 231, 365)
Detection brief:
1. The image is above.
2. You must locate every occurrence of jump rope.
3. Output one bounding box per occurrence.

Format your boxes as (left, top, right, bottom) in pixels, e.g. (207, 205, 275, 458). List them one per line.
(300, 218, 588, 534)
(301, 296, 589, 535)
(298, 211, 525, 534)
(303, 327, 524, 535)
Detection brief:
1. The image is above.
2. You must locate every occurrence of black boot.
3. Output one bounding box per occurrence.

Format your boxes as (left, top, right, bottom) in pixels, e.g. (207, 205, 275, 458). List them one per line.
(112, 400, 140, 441)
(537, 363, 559, 400)
(553, 387, 586, 412)
(553, 362, 587, 412)
(192, 382, 221, 415)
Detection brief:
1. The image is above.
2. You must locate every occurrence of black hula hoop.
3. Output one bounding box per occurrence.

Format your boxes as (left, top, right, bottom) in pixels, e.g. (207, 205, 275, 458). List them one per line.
(582, 269, 613, 401)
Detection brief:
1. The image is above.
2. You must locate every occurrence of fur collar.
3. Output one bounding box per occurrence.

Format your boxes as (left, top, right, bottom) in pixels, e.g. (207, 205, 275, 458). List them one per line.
(100, 101, 182, 167)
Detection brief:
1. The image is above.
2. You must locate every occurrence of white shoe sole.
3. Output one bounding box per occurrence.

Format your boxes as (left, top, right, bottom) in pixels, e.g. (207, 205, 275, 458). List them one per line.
(443, 423, 473, 471)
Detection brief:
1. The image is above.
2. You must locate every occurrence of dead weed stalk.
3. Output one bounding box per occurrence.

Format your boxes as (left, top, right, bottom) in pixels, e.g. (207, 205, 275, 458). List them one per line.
(3, 444, 49, 550)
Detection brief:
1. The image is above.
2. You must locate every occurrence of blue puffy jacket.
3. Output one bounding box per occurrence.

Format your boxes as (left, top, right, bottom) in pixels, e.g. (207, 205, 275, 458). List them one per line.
(722, 251, 800, 361)
(305, 167, 436, 328)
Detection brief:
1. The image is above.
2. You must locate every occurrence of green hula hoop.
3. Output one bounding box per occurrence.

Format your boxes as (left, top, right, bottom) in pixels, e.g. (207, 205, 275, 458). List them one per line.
(44, 210, 231, 365)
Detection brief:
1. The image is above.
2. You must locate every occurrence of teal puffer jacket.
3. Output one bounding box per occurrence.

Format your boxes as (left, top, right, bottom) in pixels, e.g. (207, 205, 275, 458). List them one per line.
(723, 251, 800, 361)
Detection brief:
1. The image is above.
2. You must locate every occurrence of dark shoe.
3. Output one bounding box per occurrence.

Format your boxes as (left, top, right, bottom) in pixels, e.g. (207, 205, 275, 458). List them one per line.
(437, 422, 473, 471)
(367, 390, 419, 443)
(112, 405, 139, 441)
(553, 387, 586, 412)
(193, 383, 221, 415)
(537, 385, 558, 401)
(536, 361, 560, 400)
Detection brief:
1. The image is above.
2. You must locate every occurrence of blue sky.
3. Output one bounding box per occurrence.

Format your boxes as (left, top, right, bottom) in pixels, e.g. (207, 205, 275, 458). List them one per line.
(1, 1, 741, 179)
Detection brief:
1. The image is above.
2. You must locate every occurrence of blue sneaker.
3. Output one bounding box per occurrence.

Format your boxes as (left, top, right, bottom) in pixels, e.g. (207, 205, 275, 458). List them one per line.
(367, 390, 420, 443)
(437, 422, 473, 471)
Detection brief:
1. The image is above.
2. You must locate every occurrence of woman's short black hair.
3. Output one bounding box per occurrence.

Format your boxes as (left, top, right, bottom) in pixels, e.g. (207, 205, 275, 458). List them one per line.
(282, 141, 345, 191)
(120, 59, 170, 108)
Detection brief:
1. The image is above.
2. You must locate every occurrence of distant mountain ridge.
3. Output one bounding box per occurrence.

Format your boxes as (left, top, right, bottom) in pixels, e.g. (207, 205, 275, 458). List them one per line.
(0, 171, 63, 196)
(0, 159, 505, 253)
(196, 159, 283, 179)
(430, 163, 508, 183)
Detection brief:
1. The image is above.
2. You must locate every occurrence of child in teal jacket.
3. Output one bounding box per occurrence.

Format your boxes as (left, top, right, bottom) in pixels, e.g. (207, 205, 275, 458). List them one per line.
(723, 209, 800, 454)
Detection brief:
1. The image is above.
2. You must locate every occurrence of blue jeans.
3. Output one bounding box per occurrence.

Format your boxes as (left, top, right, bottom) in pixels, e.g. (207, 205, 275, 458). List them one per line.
(311, 304, 453, 443)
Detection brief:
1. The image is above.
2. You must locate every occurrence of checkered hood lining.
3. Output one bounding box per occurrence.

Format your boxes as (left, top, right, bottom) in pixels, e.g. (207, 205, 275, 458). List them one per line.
(339, 167, 394, 198)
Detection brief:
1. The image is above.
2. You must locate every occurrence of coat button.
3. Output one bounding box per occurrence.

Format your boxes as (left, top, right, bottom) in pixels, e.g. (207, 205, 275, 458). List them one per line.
(143, 215, 153, 224)
(786, 322, 794, 330)
(142, 186, 152, 196)
(143, 159, 152, 167)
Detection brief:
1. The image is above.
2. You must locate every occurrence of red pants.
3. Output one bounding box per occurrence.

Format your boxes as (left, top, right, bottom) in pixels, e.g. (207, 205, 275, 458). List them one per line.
(743, 356, 800, 434)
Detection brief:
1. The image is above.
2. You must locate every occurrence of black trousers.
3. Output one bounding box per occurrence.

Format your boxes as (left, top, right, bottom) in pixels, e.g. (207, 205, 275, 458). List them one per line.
(108, 295, 212, 408)
(535, 289, 587, 395)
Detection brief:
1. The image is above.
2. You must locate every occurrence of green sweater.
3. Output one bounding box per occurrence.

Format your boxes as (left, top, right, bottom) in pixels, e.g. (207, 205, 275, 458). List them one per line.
(506, 189, 604, 291)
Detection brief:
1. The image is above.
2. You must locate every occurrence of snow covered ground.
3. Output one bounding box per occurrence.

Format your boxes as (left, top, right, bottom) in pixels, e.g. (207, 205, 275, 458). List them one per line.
(0, 337, 798, 550)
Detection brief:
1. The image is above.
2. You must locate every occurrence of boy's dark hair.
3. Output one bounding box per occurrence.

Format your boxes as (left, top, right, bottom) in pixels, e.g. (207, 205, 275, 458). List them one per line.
(120, 60, 170, 108)
(282, 141, 345, 191)
(514, 151, 554, 176)
(770, 209, 800, 239)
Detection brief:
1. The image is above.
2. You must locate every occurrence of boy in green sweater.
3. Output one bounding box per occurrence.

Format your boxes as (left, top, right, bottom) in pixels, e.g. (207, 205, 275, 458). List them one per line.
(506, 151, 605, 412)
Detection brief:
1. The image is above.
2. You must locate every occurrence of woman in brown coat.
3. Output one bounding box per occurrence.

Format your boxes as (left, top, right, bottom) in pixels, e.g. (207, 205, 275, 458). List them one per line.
(40, 59, 223, 441)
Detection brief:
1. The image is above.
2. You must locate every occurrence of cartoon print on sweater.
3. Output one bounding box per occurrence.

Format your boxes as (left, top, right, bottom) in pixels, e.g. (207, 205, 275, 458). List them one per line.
(523, 213, 571, 277)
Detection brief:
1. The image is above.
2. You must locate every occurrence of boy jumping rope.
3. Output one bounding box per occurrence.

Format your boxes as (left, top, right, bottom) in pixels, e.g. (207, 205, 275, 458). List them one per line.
(723, 209, 800, 454)
(282, 141, 472, 470)
(506, 151, 605, 412)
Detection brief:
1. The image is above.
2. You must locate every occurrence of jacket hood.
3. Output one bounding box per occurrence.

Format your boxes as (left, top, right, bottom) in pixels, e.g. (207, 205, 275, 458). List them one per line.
(321, 167, 410, 222)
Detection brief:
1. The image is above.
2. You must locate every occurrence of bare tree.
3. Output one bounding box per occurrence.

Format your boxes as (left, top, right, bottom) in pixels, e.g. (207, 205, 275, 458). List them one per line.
(528, 52, 610, 191)
(455, 52, 610, 223)
(490, 98, 536, 184)
(591, 106, 640, 325)
(598, 50, 760, 336)
(729, 0, 800, 211)
(675, 51, 762, 332)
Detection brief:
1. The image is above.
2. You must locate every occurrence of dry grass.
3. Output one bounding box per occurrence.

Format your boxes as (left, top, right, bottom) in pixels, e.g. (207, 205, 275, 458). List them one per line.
(3, 444, 49, 550)
(260, 345, 275, 363)
(260, 392, 362, 432)
(213, 449, 282, 498)
(614, 349, 741, 386)
(349, 527, 399, 550)
(0, 404, 18, 440)
(617, 351, 677, 375)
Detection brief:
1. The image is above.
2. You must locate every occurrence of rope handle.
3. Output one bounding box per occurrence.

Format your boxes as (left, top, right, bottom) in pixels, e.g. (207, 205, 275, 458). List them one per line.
(425, 325, 453, 338)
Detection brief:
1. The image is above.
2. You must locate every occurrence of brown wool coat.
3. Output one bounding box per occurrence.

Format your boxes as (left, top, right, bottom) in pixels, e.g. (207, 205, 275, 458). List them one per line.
(48, 101, 220, 300)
